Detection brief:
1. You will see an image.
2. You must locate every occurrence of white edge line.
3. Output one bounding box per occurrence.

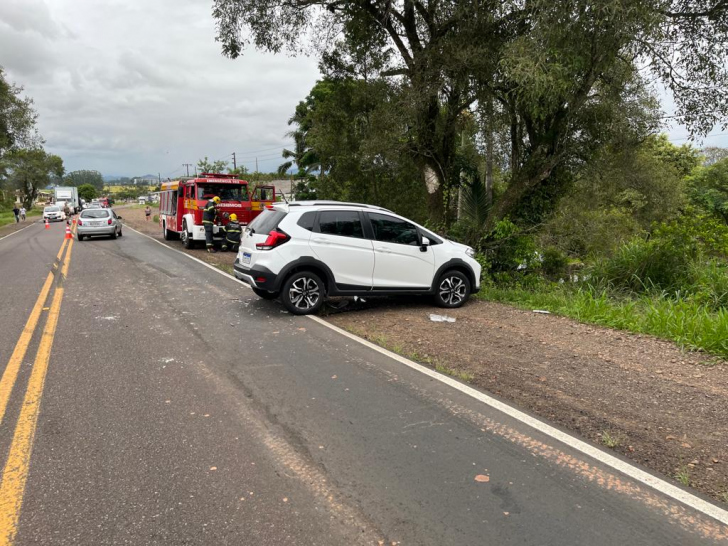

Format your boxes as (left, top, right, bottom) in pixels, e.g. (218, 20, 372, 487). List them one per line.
(0, 222, 37, 243)
(125, 225, 728, 526)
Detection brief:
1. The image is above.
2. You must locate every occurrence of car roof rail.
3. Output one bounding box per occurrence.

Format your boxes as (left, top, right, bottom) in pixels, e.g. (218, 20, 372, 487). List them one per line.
(286, 200, 392, 212)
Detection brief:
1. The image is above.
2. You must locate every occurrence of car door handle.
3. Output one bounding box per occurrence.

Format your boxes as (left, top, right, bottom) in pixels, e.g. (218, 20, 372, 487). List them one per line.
(375, 247, 392, 253)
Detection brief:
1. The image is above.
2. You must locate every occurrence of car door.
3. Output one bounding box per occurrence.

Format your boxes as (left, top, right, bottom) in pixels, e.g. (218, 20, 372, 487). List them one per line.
(308, 210, 374, 290)
(367, 212, 435, 289)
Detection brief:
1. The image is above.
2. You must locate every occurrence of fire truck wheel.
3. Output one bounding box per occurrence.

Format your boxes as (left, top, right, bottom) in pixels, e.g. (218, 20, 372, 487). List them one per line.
(252, 288, 279, 300)
(181, 221, 194, 249)
(281, 271, 325, 315)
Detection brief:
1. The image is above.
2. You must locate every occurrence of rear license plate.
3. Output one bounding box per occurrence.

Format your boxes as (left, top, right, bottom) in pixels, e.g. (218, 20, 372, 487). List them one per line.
(242, 252, 251, 265)
(91, 221, 103, 226)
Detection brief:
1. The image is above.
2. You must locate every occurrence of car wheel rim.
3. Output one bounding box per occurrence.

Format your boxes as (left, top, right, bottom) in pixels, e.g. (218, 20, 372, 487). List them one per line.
(289, 277, 320, 310)
(439, 276, 466, 305)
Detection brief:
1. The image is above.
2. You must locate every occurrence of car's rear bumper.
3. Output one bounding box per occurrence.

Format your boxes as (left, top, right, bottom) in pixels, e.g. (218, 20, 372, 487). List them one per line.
(233, 260, 278, 291)
(78, 226, 117, 236)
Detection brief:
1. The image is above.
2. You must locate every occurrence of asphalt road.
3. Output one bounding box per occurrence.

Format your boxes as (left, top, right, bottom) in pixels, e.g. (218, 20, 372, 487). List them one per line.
(0, 220, 726, 545)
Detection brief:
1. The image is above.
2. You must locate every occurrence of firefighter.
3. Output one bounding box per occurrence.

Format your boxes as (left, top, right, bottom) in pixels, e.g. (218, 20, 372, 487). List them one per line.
(222, 213, 242, 252)
(203, 195, 221, 252)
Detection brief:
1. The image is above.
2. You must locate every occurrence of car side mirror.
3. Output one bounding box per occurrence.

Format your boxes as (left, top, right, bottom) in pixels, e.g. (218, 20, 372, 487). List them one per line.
(116, 216, 122, 220)
(420, 236, 430, 252)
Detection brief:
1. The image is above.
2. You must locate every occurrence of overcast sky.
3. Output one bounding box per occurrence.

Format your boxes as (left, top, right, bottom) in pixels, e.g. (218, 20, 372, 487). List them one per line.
(2, 0, 726, 178)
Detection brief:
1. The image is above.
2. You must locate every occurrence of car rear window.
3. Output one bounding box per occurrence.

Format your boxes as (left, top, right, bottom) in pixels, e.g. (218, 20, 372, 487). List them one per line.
(81, 210, 110, 218)
(297, 211, 316, 231)
(248, 209, 287, 234)
(45, 207, 59, 212)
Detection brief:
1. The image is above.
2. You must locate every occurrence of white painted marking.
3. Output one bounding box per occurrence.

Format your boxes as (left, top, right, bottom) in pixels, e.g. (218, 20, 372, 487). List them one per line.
(124, 225, 728, 526)
(0, 222, 37, 243)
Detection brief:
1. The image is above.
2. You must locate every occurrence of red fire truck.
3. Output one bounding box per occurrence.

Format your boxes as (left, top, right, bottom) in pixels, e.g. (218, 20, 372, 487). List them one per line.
(158, 173, 276, 249)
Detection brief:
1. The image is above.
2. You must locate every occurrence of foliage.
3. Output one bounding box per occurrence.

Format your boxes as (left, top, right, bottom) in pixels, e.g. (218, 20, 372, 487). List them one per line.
(197, 156, 228, 174)
(0, 67, 39, 155)
(77, 184, 97, 202)
(480, 284, 728, 359)
(64, 170, 104, 191)
(702, 147, 728, 166)
(686, 158, 728, 223)
(1, 148, 63, 209)
(214, 0, 728, 227)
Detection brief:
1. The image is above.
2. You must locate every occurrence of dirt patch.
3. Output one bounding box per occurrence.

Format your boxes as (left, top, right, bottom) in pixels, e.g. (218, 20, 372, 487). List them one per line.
(120, 206, 237, 270)
(325, 298, 728, 504)
(121, 206, 728, 504)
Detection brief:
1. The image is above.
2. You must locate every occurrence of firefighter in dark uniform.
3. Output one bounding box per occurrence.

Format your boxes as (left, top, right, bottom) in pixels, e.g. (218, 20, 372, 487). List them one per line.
(203, 195, 221, 252)
(222, 213, 242, 252)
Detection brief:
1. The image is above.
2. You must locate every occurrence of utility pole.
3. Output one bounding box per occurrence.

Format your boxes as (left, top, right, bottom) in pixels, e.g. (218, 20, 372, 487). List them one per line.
(183, 163, 192, 177)
(232, 152, 237, 170)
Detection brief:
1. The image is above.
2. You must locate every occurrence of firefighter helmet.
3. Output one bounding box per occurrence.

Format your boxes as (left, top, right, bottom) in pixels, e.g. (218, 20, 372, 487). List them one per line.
(229, 213, 238, 222)
(212, 196, 221, 204)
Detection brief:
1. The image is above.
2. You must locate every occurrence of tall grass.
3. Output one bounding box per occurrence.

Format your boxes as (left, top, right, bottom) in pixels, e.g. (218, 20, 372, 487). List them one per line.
(480, 285, 728, 359)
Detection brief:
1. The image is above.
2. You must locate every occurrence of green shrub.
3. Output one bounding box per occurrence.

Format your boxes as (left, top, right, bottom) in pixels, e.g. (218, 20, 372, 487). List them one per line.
(691, 259, 728, 310)
(153, 214, 159, 223)
(541, 247, 570, 279)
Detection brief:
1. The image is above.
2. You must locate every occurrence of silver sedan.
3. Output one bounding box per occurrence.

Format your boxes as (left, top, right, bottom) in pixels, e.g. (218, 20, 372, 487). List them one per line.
(77, 209, 123, 240)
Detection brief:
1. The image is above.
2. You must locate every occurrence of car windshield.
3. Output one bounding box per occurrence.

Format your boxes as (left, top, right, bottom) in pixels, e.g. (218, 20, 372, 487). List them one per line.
(197, 184, 248, 202)
(80, 210, 110, 218)
(45, 207, 59, 212)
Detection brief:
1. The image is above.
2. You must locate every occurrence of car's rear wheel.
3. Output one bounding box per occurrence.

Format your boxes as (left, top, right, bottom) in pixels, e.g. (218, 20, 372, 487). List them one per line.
(181, 221, 194, 249)
(77, 234, 84, 241)
(110, 230, 117, 240)
(281, 271, 324, 315)
(434, 270, 471, 308)
(252, 287, 280, 300)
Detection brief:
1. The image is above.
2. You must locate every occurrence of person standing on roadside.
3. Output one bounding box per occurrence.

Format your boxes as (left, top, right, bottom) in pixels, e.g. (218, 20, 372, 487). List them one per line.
(12, 205, 20, 223)
(202, 195, 220, 253)
(145, 205, 152, 221)
(19, 206, 26, 221)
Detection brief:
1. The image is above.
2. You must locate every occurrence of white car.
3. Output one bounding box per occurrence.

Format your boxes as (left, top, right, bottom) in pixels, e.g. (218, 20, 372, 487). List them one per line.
(43, 206, 66, 222)
(234, 201, 481, 315)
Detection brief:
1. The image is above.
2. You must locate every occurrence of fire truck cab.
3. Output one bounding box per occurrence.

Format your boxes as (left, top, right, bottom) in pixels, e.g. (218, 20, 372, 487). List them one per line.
(159, 173, 275, 249)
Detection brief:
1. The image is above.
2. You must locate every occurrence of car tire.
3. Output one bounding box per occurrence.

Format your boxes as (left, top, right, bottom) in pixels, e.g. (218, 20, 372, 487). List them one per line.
(111, 230, 118, 240)
(434, 270, 471, 308)
(118, 228, 123, 237)
(77, 234, 84, 241)
(181, 221, 194, 249)
(252, 287, 280, 300)
(281, 271, 325, 315)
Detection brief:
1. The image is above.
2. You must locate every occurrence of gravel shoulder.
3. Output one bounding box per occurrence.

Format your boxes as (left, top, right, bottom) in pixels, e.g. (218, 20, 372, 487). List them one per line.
(121, 206, 728, 504)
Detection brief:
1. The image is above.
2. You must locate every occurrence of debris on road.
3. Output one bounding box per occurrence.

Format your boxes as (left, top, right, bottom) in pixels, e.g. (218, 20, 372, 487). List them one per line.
(429, 314, 456, 323)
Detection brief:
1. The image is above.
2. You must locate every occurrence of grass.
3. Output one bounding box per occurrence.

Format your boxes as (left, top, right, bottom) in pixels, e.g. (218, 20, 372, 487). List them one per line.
(599, 430, 625, 449)
(479, 284, 728, 360)
(0, 208, 42, 229)
(674, 465, 691, 487)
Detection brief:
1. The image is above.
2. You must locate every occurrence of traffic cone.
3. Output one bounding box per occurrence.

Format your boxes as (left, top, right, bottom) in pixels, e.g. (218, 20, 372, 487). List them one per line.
(65, 225, 73, 239)
(44, 219, 49, 229)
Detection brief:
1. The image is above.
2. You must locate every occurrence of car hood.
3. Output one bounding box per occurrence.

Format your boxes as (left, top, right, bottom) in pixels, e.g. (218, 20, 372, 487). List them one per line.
(445, 239, 473, 253)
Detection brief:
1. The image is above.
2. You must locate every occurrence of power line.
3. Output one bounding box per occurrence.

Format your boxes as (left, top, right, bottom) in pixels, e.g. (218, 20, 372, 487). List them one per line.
(231, 144, 294, 157)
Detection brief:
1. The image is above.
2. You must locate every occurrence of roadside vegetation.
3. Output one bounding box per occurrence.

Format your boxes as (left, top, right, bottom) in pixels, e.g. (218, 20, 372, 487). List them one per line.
(211, 1, 728, 358)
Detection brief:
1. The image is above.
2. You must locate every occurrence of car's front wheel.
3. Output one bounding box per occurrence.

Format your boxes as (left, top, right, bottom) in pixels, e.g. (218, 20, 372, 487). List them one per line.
(434, 270, 471, 308)
(281, 271, 324, 315)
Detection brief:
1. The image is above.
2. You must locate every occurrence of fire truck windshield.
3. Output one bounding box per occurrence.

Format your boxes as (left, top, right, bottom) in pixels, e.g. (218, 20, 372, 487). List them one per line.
(197, 184, 249, 202)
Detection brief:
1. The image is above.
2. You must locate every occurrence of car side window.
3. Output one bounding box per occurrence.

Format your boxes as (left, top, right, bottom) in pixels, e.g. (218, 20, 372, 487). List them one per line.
(368, 213, 420, 246)
(297, 211, 316, 231)
(318, 211, 364, 239)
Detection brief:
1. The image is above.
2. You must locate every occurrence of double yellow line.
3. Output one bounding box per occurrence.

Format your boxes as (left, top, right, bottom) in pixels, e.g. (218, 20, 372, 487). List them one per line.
(0, 229, 75, 545)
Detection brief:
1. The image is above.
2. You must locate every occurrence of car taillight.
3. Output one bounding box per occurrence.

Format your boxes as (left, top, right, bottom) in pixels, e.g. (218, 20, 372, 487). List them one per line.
(108, 218, 112, 225)
(77, 219, 82, 226)
(256, 229, 289, 250)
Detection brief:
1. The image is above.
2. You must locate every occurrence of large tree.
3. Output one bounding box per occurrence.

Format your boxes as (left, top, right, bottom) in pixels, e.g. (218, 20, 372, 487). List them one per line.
(64, 170, 104, 191)
(214, 0, 728, 225)
(2, 148, 64, 209)
(0, 68, 39, 155)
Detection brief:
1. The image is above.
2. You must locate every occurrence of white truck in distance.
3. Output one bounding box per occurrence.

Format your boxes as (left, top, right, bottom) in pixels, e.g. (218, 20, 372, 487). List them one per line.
(54, 186, 80, 214)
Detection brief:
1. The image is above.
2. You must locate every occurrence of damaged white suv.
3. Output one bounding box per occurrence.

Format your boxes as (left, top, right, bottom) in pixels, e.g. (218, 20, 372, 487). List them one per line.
(234, 201, 481, 315)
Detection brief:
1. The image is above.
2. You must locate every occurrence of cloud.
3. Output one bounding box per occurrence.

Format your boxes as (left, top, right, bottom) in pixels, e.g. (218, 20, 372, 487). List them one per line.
(4, 0, 319, 176)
